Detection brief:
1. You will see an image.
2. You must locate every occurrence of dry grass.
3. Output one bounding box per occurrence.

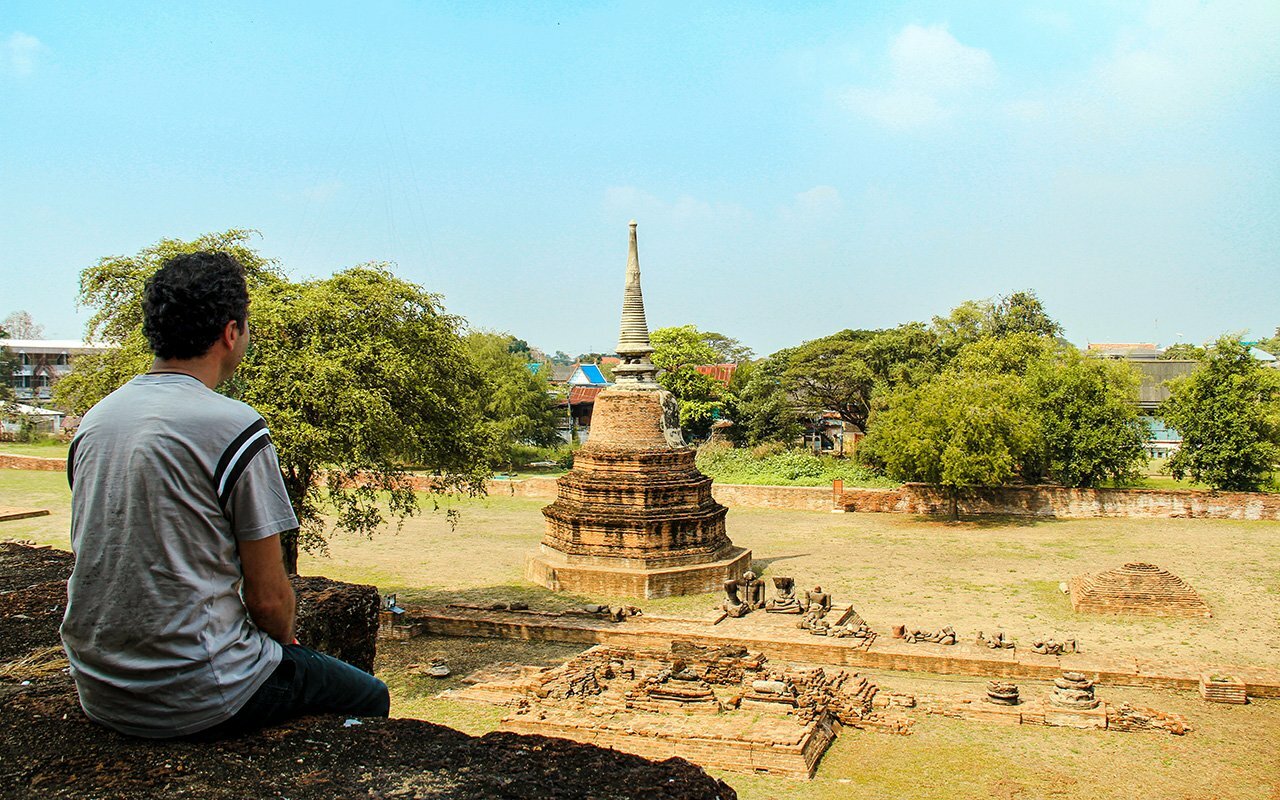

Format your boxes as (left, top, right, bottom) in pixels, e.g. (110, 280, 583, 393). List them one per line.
(0, 646, 69, 681)
(4, 469, 1279, 799)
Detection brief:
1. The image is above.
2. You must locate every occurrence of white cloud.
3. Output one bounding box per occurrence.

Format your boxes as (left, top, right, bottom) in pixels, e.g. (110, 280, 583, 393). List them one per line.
(3, 32, 43, 77)
(301, 180, 343, 203)
(1089, 0, 1280, 121)
(841, 24, 996, 130)
(792, 185, 842, 215)
(603, 186, 749, 229)
(888, 23, 996, 92)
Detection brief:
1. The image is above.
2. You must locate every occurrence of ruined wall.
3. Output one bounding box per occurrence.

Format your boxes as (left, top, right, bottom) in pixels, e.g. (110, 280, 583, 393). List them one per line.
(0, 454, 66, 471)
(839, 483, 1280, 521)
(709, 484, 833, 512)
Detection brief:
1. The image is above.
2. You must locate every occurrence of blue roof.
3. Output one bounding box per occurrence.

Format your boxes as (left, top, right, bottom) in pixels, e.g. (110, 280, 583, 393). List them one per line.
(526, 362, 542, 375)
(570, 364, 610, 385)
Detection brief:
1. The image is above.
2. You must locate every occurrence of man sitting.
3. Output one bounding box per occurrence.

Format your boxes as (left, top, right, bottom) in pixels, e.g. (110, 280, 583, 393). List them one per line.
(60, 251, 389, 738)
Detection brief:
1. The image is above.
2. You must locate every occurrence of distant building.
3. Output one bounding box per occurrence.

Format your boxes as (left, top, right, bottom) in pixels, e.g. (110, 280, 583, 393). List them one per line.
(694, 363, 737, 387)
(1086, 342, 1162, 360)
(2, 340, 111, 403)
(1, 403, 67, 436)
(552, 364, 613, 443)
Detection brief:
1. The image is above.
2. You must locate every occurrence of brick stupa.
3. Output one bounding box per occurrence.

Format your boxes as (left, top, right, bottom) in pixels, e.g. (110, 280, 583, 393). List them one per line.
(525, 222, 752, 598)
(1070, 562, 1211, 618)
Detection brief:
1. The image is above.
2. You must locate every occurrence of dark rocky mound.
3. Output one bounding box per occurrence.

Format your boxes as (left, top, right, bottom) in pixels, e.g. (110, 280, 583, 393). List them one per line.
(0, 543, 735, 800)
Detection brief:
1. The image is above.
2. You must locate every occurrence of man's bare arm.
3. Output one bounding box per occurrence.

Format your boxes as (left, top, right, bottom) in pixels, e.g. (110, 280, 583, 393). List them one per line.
(238, 533, 296, 644)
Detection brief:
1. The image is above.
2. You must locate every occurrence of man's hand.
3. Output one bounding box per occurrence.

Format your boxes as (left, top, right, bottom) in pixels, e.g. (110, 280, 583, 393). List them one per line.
(238, 533, 297, 645)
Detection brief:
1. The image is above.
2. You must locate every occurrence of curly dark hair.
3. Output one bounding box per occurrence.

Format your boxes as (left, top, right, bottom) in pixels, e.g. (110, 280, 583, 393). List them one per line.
(142, 251, 249, 360)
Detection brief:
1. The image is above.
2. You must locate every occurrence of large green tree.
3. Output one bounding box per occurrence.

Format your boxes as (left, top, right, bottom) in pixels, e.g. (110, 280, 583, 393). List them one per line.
(1160, 337, 1280, 491)
(725, 358, 802, 447)
(56, 230, 495, 571)
(990, 290, 1063, 339)
(650, 325, 733, 440)
(463, 331, 561, 466)
(947, 333, 1146, 487)
(1024, 349, 1146, 487)
(860, 370, 1039, 519)
(779, 325, 939, 432)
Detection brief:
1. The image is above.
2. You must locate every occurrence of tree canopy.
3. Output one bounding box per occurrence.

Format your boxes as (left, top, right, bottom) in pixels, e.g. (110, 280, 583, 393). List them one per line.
(463, 331, 561, 466)
(1160, 337, 1280, 491)
(858, 303, 1145, 492)
(1, 311, 43, 340)
(861, 371, 1038, 519)
(649, 325, 743, 440)
(57, 230, 495, 571)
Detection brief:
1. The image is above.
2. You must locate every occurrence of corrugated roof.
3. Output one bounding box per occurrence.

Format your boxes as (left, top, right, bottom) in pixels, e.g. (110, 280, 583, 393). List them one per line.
(1131, 360, 1198, 408)
(694, 363, 737, 386)
(557, 385, 607, 407)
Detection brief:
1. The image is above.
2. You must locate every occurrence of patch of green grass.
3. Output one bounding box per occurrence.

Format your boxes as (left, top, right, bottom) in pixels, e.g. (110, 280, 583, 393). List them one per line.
(0, 441, 70, 458)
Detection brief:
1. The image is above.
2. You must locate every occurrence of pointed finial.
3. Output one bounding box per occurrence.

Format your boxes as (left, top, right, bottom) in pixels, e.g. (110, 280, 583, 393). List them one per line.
(613, 221, 658, 386)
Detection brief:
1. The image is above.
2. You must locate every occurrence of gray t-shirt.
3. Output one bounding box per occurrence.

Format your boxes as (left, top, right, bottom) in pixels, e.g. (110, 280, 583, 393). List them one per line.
(61, 373, 298, 737)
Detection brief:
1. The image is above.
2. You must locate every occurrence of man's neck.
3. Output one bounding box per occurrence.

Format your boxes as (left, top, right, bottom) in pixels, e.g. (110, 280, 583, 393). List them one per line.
(149, 357, 223, 390)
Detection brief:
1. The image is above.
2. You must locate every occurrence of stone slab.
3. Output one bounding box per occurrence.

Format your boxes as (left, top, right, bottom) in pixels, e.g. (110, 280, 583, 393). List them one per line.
(0, 506, 50, 522)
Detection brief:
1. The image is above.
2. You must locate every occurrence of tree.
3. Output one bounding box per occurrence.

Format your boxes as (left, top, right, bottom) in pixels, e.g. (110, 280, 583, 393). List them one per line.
(930, 299, 992, 361)
(1161, 343, 1207, 361)
(1160, 337, 1280, 491)
(649, 325, 721, 372)
(464, 331, 561, 466)
(778, 330, 877, 431)
(650, 325, 731, 440)
(1024, 349, 1146, 487)
(990, 290, 1063, 339)
(700, 331, 754, 364)
(0, 324, 15, 405)
(1, 311, 44, 340)
(1258, 327, 1280, 358)
(947, 334, 1146, 487)
(860, 371, 1039, 519)
(56, 230, 495, 572)
(725, 359, 802, 446)
(778, 325, 939, 433)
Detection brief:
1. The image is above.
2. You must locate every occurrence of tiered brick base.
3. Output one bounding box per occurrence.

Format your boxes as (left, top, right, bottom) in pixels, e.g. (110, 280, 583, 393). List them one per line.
(532, 387, 751, 598)
(1070, 562, 1211, 618)
(526, 544, 751, 599)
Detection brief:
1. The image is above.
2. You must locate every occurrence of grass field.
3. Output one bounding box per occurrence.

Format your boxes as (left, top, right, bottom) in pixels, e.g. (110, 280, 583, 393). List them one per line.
(0, 441, 70, 458)
(3, 468, 1278, 799)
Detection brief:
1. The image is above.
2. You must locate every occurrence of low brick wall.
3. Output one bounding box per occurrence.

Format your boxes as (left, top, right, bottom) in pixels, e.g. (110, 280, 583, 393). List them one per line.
(710, 484, 833, 512)
(839, 483, 1280, 521)
(0, 454, 66, 471)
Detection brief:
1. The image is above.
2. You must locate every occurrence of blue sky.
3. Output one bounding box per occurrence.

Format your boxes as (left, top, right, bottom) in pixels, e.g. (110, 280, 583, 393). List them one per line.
(2, 1, 1277, 357)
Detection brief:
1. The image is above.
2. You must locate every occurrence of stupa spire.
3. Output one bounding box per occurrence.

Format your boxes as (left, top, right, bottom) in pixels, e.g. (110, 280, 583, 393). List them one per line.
(612, 220, 659, 386)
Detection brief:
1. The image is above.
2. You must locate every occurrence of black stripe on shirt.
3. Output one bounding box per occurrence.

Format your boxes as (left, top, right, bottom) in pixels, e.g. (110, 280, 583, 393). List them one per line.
(217, 433, 273, 510)
(66, 435, 82, 490)
(213, 418, 268, 490)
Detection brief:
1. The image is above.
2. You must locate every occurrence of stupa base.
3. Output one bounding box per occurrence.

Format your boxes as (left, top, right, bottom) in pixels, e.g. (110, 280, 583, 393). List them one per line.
(526, 545, 752, 599)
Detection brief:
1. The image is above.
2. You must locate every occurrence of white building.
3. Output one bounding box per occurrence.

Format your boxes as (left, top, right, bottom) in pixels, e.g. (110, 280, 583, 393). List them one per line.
(2, 339, 112, 402)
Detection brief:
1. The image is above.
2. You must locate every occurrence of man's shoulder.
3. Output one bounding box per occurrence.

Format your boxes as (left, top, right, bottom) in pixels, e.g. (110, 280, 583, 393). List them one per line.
(83, 376, 269, 446)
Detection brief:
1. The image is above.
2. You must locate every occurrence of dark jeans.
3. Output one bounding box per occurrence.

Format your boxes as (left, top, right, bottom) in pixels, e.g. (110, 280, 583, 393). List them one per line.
(195, 644, 389, 739)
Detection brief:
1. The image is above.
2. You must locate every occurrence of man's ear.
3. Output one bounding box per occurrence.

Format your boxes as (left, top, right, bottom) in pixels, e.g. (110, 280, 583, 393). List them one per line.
(221, 319, 242, 350)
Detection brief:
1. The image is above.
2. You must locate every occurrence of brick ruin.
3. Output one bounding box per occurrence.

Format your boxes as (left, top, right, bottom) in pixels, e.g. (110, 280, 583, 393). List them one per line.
(1070, 562, 1212, 618)
(450, 641, 914, 779)
(526, 222, 750, 598)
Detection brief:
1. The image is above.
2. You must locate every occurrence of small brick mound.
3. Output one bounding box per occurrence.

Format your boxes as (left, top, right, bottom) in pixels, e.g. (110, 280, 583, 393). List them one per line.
(1199, 673, 1247, 704)
(1069, 562, 1211, 618)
